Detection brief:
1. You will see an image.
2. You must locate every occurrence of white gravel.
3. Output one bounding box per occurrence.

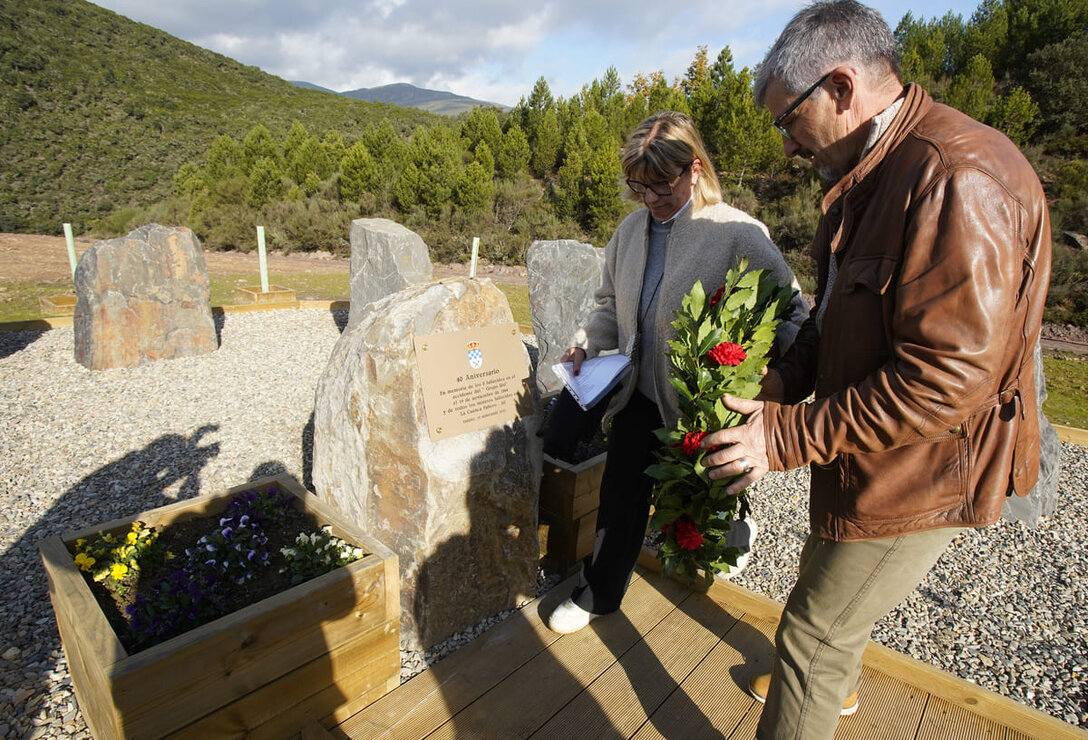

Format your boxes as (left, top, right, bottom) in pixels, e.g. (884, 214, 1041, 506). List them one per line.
(0, 308, 1084, 737)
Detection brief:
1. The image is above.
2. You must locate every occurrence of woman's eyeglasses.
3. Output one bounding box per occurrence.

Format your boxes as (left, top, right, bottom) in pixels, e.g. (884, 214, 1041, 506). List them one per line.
(626, 161, 692, 197)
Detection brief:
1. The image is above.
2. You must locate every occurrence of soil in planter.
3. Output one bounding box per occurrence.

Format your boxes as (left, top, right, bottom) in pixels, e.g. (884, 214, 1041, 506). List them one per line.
(539, 392, 610, 465)
(70, 496, 358, 653)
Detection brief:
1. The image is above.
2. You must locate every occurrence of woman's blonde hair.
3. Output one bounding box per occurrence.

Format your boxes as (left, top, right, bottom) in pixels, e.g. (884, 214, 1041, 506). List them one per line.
(620, 111, 722, 211)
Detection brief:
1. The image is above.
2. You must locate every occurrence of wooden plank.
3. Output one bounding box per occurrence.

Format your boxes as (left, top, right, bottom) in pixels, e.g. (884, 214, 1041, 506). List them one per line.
(110, 558, 392, 736)
(39, 536, 127, 739)
(861, 642, 1088, 739)
(1054, 423, 1088, 447)
(334, 575, 593, 739)
(834, 666, 926, 740)
(166, 620, 398, 739)
(531, 588, 730, 739)
(916, 695, 1008, 739)
(422, 571, 692, 739)
(631, 612, 777, 740)
(694, 553, 1088, 740)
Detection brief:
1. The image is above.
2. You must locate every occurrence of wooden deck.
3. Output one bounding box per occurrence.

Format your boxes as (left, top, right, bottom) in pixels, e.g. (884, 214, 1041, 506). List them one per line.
(310, 552, 1086, 740)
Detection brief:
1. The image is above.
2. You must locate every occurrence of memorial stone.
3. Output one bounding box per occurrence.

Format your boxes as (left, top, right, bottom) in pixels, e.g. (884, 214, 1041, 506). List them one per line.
(526, 239, 604, 394)
(314, 277, 541, 650)
(348, 218, 434, 321)
(73, 224, 217, 370)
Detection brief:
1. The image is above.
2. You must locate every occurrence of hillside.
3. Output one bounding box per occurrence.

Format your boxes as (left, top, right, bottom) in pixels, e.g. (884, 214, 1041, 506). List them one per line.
(0, 0, 440, 234)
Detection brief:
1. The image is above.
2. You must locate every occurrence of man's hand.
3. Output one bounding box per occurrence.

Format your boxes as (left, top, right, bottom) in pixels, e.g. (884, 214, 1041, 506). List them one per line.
(560, 347, 587, 375)
(701, 394, 769, 495)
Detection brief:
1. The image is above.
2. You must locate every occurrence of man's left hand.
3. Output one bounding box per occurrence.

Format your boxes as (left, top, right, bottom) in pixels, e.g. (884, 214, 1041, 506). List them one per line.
(701, 394, 769, 495)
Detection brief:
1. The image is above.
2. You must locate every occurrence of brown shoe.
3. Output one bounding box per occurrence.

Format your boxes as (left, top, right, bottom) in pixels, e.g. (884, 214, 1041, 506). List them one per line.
(747, 673, 859, 716)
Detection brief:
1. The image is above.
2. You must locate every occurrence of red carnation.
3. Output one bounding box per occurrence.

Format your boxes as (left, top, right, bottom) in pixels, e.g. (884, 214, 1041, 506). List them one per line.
(710, 285, 727, 305)
(707, 342, 747, 366)
(681, 431, 708, 457)
(674, 517, 703, 551)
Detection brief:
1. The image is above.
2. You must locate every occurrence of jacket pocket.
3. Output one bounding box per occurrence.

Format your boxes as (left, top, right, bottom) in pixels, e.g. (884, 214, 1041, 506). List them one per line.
(839, 437, 966, 523)
(839, 256, 898, 295)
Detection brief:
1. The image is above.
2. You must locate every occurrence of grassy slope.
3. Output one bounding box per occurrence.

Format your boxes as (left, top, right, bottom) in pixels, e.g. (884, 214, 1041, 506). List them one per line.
(0, 0, 438, 234)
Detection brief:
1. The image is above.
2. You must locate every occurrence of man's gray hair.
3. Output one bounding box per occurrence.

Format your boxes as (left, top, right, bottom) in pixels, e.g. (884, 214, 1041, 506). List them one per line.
(753, 0, 899, 106)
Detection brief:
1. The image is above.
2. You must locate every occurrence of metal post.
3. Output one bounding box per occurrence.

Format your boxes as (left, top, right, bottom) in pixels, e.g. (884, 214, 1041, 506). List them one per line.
(63, 223, 77, 280)
(469, 237, 480, 279)
(256, 225, 269, 293)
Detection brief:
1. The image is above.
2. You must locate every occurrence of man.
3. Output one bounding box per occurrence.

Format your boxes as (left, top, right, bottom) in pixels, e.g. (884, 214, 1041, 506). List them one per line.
(699, 1, 1052, 738)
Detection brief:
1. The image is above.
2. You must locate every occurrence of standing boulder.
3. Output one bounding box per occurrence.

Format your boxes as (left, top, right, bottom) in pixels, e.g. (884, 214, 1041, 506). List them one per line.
(73, 224, 217, 370)
(314, 277, 541, 650)
(348, 218, 434, 321)
(527, 239, 604, 394)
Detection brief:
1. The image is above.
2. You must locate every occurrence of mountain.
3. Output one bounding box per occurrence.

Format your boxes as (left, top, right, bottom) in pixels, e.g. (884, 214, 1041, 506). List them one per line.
(288, 80, 507, 116)
(0, 0, 440, 234)
(334, 82, 508, 116)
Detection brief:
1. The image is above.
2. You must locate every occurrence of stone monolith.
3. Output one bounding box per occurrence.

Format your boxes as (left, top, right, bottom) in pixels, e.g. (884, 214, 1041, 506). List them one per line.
(526, 239, 604, 394)
(314, 277, 541, 650)
(73, 224, 217, 370)
(348, 218, 434, 321)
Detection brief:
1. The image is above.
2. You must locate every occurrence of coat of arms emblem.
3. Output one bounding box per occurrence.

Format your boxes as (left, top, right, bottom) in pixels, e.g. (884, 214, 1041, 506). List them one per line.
(466, 340, 482, 369)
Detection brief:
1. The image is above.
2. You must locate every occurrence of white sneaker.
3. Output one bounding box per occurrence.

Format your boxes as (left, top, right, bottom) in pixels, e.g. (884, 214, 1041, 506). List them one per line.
(716, 518, 757, 579)
(546, 597, 600, 634)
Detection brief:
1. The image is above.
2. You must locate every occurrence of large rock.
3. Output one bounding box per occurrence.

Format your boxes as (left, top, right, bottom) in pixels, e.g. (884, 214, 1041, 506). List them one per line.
(313, 277, 541, 650)
(527, 239, 604, 394)
(73, 224, 217, 370)
(348, 218, 433, 321)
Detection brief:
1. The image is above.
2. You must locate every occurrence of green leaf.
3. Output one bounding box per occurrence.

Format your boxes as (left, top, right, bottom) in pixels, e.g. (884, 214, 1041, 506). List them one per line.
(645, 462, 690, 481)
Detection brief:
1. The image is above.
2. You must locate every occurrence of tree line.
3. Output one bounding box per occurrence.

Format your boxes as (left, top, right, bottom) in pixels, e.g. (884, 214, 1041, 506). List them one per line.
(127, 0, 1086, 323)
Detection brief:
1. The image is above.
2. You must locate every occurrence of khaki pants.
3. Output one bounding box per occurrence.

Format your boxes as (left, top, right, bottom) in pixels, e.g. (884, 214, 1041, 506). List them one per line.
(757, 527, 964, 740)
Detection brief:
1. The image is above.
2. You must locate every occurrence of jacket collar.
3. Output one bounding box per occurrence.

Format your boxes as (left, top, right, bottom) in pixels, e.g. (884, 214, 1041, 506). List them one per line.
(820, 83, 933, 216)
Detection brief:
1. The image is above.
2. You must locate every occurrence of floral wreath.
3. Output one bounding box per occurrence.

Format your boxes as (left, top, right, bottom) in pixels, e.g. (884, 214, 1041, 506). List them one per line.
(647, 257, 796, 585)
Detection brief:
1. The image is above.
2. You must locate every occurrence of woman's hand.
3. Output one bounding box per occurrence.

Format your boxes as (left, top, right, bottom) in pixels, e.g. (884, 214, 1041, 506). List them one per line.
(560, 347, 587, 376)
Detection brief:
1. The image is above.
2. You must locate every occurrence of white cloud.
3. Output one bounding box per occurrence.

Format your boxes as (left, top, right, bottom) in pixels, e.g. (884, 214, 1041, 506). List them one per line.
(88, 0, 986, 106)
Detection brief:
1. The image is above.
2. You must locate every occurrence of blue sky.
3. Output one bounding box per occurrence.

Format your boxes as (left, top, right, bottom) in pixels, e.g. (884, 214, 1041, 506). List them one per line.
(88, 1, 984, 107)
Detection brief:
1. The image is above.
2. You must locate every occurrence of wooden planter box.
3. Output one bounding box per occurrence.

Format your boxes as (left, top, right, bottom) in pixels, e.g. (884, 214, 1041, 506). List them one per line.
(233, 285, 297, 305)
(39, 474, 399, 739)
(538, 452, 606, 577)
(40, 294, 77, 316)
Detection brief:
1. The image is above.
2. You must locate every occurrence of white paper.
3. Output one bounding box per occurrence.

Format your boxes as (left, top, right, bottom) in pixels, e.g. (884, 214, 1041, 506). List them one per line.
(552, 353, 632, 410)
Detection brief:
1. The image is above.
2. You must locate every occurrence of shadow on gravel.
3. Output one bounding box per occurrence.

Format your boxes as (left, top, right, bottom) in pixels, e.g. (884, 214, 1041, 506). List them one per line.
(331, 306, 349, 333)
(212, 310, 227, 345)
(0, 425, 222, 736)
(0, 328, 48, 360)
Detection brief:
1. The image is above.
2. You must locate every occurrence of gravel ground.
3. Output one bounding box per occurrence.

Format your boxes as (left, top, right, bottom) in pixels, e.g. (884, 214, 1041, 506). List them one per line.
(1, 308, 1085, 737)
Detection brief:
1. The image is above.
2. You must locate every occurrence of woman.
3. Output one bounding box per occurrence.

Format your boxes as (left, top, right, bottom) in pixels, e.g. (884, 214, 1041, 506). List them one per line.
(546, 111, 808, 634)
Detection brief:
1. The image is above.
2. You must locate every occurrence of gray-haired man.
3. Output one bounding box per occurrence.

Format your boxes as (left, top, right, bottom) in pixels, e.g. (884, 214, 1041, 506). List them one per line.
(700, 1, 1052, 737)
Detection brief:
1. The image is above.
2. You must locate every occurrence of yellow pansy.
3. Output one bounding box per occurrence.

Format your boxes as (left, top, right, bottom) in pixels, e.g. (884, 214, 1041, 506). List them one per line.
(74, 553, 95, 571)
(110, 563, 129, 581)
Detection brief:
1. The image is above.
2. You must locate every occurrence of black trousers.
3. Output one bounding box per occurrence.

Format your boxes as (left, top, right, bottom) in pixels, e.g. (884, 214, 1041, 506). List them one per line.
(570, 390, 663, 614)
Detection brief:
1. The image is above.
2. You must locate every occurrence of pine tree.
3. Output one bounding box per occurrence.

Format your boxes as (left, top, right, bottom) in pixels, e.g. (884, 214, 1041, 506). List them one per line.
(945, 53, 996, 122)
(282, 121, 310, 169)
(245, 156, 283, 208)
(453, 161, 494, 214)
(242, 124, 279, 176)
(339, 142, 378, 202)
(322, 130, 346, 170)
(474, 141, 496, 179)
(554, 148, 585, 222)
(498, 123, 530, 180)
(461, 106, 503, 158)
(531, 108, 561, 178)
(989, 86, 1039, 146)
(582, 146, 621, 239)
(203, 135, 243, 190)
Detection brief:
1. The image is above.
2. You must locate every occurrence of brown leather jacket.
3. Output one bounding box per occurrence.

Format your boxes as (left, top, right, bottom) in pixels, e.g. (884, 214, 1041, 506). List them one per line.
(764, 84, 1052, 541)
